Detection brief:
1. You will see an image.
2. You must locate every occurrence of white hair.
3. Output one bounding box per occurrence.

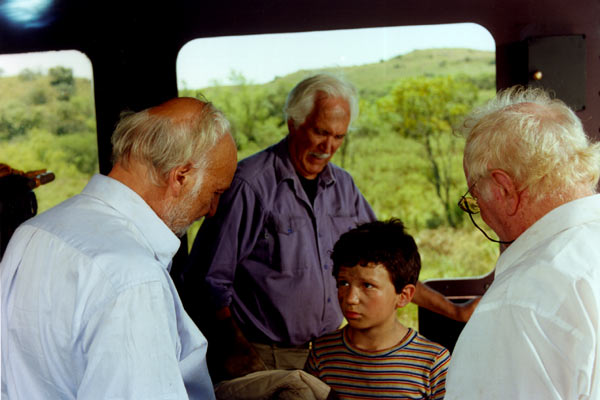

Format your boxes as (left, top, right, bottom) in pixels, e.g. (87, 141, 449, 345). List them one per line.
(283, 73, 359, 128)
(111, 100, 230, 186)
(461, 86, 600, 202)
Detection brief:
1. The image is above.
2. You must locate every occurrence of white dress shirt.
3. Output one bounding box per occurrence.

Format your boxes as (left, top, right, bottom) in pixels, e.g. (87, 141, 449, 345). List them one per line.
(1, 174, 215, 399)
(446, 194, 600, 400)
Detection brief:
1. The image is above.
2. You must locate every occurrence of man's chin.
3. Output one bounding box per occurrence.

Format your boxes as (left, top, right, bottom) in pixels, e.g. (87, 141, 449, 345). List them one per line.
(303, 163, 328, 178)
(171, 223, 192, 238)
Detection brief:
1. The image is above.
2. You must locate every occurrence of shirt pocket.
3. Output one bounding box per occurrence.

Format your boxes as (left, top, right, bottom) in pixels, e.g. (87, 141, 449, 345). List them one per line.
(253, 213, 311, 271)
(328, 214, 359, 244)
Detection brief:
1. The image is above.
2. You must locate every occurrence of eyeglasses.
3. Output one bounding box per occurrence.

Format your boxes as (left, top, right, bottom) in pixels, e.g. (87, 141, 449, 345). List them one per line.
(458, 183, 514, 245)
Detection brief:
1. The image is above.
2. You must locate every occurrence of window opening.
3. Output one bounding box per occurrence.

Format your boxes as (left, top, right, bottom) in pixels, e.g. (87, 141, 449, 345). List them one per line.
(177, 23, 497, 328)
(0, 50, 97, 213)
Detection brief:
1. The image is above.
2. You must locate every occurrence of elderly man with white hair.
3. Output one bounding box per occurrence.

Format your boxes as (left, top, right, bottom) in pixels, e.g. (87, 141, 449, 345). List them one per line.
(1, 97, 238, 399)
(446, 86, 600, 399)
(183, 74, 376, 381)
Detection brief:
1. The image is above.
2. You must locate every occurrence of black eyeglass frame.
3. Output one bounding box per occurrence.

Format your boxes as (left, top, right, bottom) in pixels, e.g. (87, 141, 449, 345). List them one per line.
(458, 183, 514, 245)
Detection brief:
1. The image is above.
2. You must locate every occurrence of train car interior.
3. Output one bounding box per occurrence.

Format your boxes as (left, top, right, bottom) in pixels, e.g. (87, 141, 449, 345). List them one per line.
(0, 0, 598, 355)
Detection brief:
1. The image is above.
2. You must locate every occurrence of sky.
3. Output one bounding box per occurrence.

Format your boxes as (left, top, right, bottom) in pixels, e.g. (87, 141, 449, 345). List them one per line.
(0, 22, 495, 89)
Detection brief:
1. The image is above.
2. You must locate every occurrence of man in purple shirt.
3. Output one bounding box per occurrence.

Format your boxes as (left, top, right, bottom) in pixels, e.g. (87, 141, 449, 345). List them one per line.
(182, 74, 375, 380)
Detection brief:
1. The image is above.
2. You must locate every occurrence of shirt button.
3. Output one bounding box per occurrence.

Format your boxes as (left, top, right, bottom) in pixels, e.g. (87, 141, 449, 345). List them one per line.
(324, 264, 328, 270)
(327, 297, 331, 303)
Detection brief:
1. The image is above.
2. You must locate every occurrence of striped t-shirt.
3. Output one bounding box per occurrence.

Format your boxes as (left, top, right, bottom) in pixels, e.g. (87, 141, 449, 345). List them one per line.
(305, 327, 450, 399)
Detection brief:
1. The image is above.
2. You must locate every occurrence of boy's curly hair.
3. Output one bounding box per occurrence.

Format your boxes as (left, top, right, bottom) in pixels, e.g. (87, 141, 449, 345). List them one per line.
(331, 218, 421, 293)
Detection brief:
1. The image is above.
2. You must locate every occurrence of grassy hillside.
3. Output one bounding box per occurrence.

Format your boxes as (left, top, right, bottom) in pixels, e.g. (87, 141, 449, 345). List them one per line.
(193, 48, 494, 101)
(267, 48, 494, 95)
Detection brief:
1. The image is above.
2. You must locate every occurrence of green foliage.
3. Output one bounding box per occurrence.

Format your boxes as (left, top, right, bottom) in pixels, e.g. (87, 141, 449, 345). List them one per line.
(28, 87, 49, 105)
(0, 128, 98, 211)
(49, 66, 76, 101)
(18, 68, 41, 82)
(185, 71, 289, 154)
(0, 102, 41, 139)
(0, 70, 97, 211)
(378, 76, 481, 227)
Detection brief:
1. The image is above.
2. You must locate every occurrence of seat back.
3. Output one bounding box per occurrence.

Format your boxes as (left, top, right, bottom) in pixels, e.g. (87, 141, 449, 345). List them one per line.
(418, 270, 494, 353)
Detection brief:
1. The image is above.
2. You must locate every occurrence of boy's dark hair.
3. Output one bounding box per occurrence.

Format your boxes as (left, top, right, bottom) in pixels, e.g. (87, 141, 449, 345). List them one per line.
(331, 218, 421, 293)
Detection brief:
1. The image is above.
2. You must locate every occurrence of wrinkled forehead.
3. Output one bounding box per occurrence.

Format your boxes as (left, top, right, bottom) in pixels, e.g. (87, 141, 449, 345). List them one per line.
(307, 95, 351, 127)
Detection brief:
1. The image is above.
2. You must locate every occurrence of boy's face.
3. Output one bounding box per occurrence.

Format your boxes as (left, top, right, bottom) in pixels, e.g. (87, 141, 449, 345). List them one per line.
(337, 262, 410, 332)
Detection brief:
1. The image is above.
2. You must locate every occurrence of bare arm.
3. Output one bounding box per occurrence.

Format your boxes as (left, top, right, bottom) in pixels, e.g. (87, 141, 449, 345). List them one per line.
(411, 281, 480, 323)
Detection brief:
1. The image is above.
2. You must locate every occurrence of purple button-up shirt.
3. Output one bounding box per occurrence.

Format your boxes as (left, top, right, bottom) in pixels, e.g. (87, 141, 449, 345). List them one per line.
(188, 138, 375, 345)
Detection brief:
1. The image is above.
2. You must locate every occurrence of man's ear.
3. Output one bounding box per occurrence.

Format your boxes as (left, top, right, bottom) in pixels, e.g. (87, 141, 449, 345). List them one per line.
(489, 169, 519, 216)
(166, 163, 194, 197)
(396, 284, 416, 308)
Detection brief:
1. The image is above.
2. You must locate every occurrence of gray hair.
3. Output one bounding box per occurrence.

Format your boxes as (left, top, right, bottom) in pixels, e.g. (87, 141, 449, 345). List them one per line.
(461, 86, 600, 202)
(283, 73, 359, 128)
(111, 100, 230, 186)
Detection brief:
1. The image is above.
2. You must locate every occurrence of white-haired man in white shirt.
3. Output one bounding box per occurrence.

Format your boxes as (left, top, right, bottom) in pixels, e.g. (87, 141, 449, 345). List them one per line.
(1, 97, 237, 399)
(446, 86, 600, 399)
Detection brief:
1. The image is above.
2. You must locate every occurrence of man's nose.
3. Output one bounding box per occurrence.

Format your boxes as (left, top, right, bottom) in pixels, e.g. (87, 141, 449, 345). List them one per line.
(319, 136, 334, 154)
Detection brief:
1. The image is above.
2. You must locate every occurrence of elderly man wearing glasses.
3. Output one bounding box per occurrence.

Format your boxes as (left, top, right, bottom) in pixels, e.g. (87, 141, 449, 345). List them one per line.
(446, 86, 600, 399)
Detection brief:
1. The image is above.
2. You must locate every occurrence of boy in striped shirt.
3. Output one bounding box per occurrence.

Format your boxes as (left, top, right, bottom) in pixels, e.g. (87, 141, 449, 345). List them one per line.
(305, 218, 450, 399)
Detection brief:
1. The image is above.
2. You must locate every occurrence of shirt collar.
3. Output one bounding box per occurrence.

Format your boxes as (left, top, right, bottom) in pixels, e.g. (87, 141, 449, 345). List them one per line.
(273, 137, 336, 186)
(82, 174, 181, 268)
(495, 194, 600, 278)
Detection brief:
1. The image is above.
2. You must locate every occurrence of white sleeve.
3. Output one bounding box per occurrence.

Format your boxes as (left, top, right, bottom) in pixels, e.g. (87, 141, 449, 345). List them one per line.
(78, 281, 190, 399)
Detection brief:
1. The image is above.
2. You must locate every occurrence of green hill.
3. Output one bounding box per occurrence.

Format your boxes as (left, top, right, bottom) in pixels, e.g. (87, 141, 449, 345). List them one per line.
(194, 48, 495, 99)
(276, 48, 493, 92)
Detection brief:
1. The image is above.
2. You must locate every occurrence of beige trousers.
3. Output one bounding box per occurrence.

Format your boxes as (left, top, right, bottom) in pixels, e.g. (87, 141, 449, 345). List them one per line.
(250, 342, 310, 370)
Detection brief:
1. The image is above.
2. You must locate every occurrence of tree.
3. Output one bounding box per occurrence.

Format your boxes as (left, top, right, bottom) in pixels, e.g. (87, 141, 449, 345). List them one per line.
(49, 66, 75, 101)
(379, 76, 479, 227)
(203, 71, 287, 154)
